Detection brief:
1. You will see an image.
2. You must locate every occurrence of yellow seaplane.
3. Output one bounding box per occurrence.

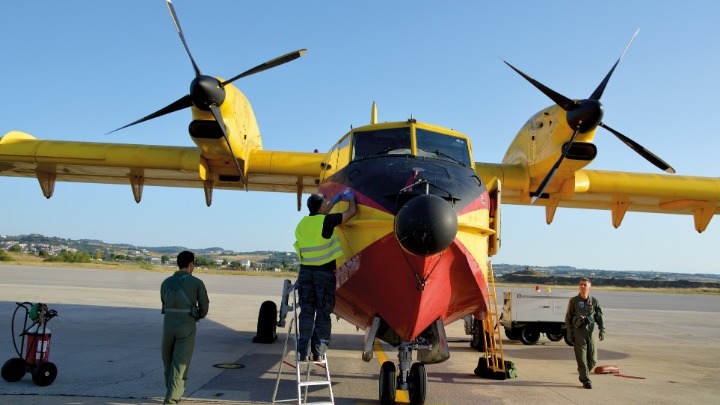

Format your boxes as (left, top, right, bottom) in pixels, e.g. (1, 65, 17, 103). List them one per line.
(0, 2, 718, 404)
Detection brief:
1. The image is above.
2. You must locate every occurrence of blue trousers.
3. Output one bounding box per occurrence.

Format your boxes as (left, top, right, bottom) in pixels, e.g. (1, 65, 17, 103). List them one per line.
(296, 267, 336, 357)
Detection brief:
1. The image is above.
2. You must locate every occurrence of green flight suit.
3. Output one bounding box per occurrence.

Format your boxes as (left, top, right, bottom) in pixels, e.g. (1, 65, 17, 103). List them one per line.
(161, 271, 209, 405)
(565, 294, 604, 384)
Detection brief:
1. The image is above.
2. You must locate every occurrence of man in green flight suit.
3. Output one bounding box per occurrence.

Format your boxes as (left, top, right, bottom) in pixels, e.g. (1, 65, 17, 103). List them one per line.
(565, 278, 605, 389)
(161, 251, 210, 404)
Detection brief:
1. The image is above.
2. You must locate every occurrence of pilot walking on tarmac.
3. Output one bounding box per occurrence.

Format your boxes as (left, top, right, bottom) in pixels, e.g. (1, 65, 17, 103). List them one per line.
(294, 189, 357, 361)
(565, 277, 605, 389)
(161, 251, 210, 404)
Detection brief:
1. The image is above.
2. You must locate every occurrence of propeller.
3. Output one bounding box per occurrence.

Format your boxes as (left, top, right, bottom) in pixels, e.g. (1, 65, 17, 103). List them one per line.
(504, 29, 675, 204)
(108, 0, 307, 190)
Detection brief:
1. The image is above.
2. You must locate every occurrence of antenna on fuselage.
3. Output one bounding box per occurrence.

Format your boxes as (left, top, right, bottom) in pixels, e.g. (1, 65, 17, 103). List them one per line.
(371, 101, 377, 124)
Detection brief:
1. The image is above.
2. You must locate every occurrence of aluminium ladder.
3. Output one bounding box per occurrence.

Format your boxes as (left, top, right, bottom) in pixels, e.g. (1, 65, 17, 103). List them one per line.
(271, 281, 335, 405)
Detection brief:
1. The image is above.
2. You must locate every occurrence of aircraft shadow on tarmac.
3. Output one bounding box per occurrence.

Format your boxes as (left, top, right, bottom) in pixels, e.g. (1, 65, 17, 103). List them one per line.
(1, 299, 628, 402)
(0, 300, 295, 400)
(0, 300, 378, 403)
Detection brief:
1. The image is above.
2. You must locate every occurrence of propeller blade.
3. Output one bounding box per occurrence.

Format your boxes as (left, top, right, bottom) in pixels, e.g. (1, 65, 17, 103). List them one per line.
(503, 59, 576, 111)
(208, 104, 248, 190)
(220, 49, 307, 86)
(165, 0, 202, 77)
(531, 127, 581, 204)
(589, 29, 639, 100)
(599, 122, 676, 173)
(107, 94, 192, 134)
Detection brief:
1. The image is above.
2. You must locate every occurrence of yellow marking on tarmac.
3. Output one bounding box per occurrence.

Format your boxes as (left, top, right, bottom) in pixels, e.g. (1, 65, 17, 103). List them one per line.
(374, 339, 410, 403)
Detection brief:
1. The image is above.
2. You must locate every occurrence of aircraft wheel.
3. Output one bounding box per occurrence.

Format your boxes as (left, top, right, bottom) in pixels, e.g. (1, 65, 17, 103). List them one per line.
(409, 362, 427, 405)
(252, 300, 277, 343)
(379, 361, 396, 405)
(520, 327, 540, 345)
(504, 328, 521, 341)
(1, 358, 26, 382)
(546, 332, 563, 342)
(31, 361, 57, 386)
(470, 318, 485, 351)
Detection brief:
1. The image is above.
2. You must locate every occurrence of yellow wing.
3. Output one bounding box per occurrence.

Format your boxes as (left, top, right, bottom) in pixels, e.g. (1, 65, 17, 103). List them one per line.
(475, 162, 720, 233)
(0, 131, 324, 206)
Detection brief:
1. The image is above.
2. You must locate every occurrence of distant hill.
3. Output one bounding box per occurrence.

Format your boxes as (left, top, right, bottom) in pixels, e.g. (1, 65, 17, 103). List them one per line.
(3, 233, 719, 288)
(498, 267, 720, 289)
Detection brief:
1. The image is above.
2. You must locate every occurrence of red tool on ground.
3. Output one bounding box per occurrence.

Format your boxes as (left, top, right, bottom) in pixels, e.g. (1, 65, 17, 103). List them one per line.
(594, 365, 645, 379)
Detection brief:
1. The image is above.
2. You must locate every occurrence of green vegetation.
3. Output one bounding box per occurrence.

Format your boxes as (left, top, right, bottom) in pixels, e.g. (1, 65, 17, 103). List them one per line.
(0, 249, 11, 261)
(43, 250, 92, 263)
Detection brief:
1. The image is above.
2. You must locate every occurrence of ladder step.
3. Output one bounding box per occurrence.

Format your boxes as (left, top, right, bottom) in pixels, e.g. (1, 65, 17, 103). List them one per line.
(299, 381, 332, 387)
(304, 402, 335, 405)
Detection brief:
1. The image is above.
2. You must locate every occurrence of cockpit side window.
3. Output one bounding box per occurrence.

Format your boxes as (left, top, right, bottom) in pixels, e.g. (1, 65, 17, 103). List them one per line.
(416, 129, 471, 167)
(352, 128, 412, 161)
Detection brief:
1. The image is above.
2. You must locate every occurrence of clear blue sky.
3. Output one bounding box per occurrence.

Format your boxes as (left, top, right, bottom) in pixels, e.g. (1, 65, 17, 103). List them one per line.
(1, 1, 718, 274)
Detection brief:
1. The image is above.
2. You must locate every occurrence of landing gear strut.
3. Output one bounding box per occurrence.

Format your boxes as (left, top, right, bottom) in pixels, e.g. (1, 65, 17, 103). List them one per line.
(370, 317, 448, 405)
(377, 340, 429, 405)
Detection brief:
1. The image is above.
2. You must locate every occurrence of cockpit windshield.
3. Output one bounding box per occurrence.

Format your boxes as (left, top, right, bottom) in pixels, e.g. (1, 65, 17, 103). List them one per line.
(351, 126, 471, 166)
(416, 129, 471, 166)
(352, 128, 411, 160)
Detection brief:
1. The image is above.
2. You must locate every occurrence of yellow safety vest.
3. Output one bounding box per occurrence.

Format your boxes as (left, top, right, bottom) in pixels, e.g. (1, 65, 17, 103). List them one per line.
(294, 215, 343, 266)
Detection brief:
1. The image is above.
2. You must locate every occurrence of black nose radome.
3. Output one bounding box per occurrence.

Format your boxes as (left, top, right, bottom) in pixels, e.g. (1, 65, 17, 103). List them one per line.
(394, 194, 458, 256)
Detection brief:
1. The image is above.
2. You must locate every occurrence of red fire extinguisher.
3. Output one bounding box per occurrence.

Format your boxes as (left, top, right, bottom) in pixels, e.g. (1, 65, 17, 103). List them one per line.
(24, 322, 52, 366)
(1, 302, 59, 386)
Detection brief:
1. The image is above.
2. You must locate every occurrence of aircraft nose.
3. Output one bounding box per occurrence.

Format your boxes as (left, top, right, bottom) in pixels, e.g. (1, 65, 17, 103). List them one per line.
(394, 194, 458, 256)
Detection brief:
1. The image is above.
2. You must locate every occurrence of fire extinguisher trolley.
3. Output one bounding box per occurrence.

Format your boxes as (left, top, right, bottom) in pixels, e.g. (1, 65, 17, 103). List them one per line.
(1, 302, 59, 386)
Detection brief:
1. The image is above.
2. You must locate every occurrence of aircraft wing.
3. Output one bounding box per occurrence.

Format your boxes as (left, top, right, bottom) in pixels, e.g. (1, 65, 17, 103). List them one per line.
(475, 162, 720, 232)
(0, 131, 324, 203)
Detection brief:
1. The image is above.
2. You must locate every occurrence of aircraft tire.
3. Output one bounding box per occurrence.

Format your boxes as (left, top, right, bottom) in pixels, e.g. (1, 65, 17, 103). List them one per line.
(470, 318, 485, 351)
(379, 361, 396, 405)
(251, 301, 277, 344)
(1, 358, 26, 382)
(409, 362, 427, 405)
(520, 327, 540, 345)
(546, 332, 563, 342)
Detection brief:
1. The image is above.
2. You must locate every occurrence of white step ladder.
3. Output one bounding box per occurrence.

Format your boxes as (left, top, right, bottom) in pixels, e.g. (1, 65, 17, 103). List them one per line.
(271, 281, 335, 405)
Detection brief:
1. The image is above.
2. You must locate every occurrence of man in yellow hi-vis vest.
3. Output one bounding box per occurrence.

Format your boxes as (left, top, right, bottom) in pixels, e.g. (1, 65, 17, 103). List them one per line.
(294, 189, 357, 361)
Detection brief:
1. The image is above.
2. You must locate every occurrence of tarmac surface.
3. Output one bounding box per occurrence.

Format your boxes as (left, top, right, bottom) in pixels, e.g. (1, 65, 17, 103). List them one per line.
(1, 265, 719, 405)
